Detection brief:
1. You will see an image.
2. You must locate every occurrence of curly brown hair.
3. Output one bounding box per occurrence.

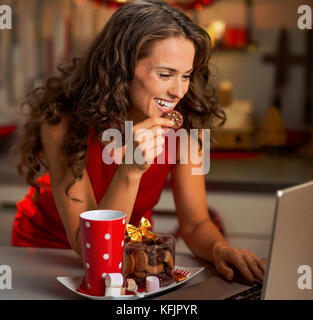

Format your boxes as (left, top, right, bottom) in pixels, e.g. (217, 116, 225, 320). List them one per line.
(16, 0, 225, 201)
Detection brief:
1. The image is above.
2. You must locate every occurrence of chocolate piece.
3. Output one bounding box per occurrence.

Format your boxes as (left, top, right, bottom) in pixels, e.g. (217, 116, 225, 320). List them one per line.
(159, 277, 176, 287)
(156, 237, 167, 245)
(163, 250, 174, 268)
(163, 110, 183, 130)
(145, 263, 164, 275)
(147, 250, 158, 266)
(156, 249, 165, 264)
(157, 272, 169, 280)
(129, 241, 144, 250)
(126, 278, 137, 291)
(126, 275, 146, 289)
(141, 237, 155, 245)
(147, 248, 164, 266)
(157, 272, 175, 286)
(164, 263, 175, 278)
(124, 254, 135, 275)
(124, 233, 175, 288)
(134, 250, 148, 272)
(133, 270, 147, 278)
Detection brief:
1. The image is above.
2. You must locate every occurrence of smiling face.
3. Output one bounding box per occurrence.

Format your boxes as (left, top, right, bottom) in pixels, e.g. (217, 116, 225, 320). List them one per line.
(128, 36, 195, 124)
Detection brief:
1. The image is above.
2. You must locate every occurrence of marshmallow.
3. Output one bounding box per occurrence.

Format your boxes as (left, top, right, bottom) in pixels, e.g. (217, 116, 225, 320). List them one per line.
(105, 273, 123, 288)
(146, 276, 160, 292)
(105, 286, 121, 297)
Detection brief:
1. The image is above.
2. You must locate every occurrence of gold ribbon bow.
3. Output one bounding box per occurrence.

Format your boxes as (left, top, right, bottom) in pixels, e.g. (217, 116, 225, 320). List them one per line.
(126, 217, 157, 242)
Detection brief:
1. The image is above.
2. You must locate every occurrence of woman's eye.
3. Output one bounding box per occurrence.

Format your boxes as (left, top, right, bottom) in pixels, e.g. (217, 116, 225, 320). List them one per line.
(159, 74, 191, 79)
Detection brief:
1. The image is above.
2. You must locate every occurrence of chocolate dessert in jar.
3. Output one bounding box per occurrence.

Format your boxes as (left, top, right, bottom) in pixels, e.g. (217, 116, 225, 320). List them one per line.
(123, 232, 176, 290)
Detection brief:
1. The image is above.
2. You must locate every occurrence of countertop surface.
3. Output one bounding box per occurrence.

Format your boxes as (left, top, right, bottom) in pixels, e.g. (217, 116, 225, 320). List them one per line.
(0, 246, 224, 300)
(206, 153, 313, 192)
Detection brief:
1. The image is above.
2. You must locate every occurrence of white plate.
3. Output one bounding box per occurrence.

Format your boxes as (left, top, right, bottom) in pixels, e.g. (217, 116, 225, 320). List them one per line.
(57, 266, 204, 300)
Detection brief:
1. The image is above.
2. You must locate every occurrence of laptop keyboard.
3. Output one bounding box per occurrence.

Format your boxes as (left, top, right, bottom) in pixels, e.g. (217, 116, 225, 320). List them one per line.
(224, 282, 263, 300)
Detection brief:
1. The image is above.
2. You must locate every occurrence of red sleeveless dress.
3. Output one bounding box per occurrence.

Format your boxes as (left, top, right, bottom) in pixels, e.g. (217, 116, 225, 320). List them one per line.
(11, 129, 175, 248)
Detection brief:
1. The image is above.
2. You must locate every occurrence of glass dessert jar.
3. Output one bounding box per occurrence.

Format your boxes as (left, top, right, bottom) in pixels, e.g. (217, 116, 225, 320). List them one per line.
(123, 233, 176, 289)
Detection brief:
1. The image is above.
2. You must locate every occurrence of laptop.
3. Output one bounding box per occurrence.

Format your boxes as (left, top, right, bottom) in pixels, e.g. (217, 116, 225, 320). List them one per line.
(157, 180, 313, 300)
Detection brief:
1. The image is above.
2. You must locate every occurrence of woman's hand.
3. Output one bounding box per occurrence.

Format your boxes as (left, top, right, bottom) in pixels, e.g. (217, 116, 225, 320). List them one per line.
(121, 117, 174, 175)
(212, 242, 266, 283)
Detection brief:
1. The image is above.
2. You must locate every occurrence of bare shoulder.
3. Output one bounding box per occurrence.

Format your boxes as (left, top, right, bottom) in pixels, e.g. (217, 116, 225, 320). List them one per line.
(41, 117, 68, 138)
(40, 117, 70, 162)
(41, 117, 69, 143)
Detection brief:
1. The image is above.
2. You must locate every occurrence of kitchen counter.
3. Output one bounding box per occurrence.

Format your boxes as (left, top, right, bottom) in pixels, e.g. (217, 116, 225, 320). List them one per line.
(0, 245, 223, 300)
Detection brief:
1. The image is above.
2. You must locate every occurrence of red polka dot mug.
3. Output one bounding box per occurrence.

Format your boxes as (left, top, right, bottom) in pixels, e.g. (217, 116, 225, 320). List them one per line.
(79, 210, 126, 296)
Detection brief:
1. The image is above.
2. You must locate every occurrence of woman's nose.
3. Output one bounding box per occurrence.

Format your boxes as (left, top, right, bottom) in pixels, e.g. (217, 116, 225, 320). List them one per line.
(168, 79, 185, 99)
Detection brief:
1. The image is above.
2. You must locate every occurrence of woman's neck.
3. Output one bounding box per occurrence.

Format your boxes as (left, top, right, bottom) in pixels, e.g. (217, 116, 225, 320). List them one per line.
(127, 107, 148, 125)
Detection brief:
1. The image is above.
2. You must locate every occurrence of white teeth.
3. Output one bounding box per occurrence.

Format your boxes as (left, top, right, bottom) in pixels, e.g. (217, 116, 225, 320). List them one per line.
(155, 98, 174, 109)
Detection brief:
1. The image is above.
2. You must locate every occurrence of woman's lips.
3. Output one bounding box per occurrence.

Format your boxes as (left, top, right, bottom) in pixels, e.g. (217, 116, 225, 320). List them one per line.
(154, 99, 176, 113)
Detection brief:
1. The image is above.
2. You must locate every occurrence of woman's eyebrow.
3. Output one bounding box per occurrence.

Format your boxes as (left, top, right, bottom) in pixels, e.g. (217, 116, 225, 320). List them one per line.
(154, 66, 193, 73)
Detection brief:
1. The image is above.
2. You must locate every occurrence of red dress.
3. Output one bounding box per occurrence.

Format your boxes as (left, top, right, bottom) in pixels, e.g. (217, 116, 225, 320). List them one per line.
(11, 129, 175, 248)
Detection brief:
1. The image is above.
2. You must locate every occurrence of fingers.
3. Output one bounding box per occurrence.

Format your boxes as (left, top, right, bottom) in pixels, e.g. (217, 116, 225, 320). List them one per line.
(133, 117, 174, 131)
(122, 118, 171, 172)
(216, 247, 265, 283)
(228, 249, 266, 283)
(134, 122, 167, 160)
(217, 260, 234, 281)
(134, 133, 165, 163)
(257, 258, 267, 274)
(132, 118, 174, 159)
(142, 140, 165, 163)
(242, 252, 265, 282)
(230, 253, 255, 282)
(246, 251, 267, 275)
(134, 131, 165, 149)
(134, 126, 166, 142)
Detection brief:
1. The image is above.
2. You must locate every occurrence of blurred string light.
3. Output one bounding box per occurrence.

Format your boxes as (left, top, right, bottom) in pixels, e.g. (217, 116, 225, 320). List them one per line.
(206, 20, 226, 46)
(89, 0, 217, 10)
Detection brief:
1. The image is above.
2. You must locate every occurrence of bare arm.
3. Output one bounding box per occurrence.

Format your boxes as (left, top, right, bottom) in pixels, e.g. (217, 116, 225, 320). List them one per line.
(171, 134, 265, 282)
(171, 162, 229, 262)
(41, 117, 173, 260)
(41, 120, 142, 260)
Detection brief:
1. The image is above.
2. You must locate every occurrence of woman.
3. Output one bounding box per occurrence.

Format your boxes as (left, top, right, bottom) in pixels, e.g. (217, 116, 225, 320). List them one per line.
(12, 0, 265, 283)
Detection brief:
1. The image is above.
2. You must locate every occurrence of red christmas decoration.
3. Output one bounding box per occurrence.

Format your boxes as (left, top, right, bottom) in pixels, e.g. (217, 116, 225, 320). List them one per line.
(90, 0, 216, 10)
